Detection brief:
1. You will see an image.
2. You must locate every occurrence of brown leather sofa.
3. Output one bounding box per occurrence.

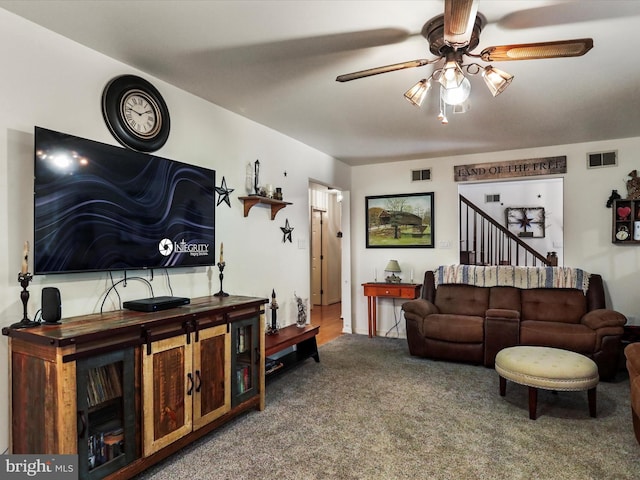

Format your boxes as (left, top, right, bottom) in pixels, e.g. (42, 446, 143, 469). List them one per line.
(402, 269, 626, 381)
(625, 343, 640, 445)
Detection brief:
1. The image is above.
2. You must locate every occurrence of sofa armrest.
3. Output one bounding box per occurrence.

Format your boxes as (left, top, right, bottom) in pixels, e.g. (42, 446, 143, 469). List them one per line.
(401, 298, 439, 318)
(486, 308, 520, 320)
(484, 310, 520, 367)
(581, 308, 627, 330)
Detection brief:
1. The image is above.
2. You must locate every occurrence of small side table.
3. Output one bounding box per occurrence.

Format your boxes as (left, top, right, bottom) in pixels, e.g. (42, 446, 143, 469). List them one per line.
(362, 283, 421, 337)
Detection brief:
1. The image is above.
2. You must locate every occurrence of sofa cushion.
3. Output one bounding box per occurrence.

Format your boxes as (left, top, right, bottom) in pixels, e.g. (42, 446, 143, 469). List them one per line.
(489, 286, 521, 311)
(435, 285, 489, 316)
(521, 288, 587, 323)
(520, 320, 595, 353)
(421, 314, 484, 343)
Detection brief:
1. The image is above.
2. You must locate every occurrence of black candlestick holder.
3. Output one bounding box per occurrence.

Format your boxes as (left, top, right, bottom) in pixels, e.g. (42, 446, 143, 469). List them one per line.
(213, 262, 229, 297)
(11, 272, 39, 329)
(267, 302, 279, 335)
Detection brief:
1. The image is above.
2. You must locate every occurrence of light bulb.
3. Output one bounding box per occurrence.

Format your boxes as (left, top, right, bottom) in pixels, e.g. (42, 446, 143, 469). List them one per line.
(441, 77, 471, 105)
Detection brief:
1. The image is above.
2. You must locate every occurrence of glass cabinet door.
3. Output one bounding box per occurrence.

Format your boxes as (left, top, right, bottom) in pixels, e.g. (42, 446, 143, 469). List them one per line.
(231, 316, 259, 407)
(76, 348, 135, 480)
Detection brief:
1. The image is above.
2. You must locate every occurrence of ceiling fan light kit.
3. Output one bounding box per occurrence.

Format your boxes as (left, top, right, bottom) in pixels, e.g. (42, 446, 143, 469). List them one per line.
(336, 0, 594, 124)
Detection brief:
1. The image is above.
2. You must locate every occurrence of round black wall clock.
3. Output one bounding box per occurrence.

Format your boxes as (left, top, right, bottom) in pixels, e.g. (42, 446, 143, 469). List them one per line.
(102, 74, 170, 152)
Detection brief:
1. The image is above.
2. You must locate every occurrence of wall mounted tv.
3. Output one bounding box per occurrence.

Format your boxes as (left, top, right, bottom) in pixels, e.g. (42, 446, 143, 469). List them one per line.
(34, 127, 216, 274)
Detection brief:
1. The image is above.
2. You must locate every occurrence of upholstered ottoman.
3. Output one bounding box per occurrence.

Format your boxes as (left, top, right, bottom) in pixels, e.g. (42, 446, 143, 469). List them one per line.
(495, 346, 599, 420)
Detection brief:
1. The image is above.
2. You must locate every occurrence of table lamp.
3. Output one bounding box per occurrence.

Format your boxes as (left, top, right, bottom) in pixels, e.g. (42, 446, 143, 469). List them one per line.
(384, 259, 402, 283)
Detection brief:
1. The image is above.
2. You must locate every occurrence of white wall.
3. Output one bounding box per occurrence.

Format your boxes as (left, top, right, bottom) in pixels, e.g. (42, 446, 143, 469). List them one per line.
(0, 9, 350, 452)
(351, 140, 640, 337)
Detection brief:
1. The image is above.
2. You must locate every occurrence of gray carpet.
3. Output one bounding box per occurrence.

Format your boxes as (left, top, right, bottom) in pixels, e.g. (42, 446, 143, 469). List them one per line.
(135, 334, 640, 480)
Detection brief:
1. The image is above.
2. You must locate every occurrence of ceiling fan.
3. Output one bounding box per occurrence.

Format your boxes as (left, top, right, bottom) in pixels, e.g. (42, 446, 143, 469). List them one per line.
(336, 0, 593, 122)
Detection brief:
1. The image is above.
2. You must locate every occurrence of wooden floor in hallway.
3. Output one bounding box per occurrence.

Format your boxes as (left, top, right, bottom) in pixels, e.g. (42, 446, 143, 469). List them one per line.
(311, 302, 343, 346)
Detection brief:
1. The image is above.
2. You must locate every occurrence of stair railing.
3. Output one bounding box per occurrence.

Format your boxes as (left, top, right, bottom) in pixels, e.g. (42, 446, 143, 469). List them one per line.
(459, 194, 552, 266)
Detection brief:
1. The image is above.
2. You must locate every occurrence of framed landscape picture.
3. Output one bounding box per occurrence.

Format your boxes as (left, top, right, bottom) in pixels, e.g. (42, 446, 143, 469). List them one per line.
(366, 192, 434, 248)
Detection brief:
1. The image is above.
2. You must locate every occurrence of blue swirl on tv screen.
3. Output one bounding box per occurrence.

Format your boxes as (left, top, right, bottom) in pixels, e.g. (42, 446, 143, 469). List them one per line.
(34, 127, 216, 274)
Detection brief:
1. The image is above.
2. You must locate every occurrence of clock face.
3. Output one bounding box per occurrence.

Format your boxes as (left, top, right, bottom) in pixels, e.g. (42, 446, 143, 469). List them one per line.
(616, 226, 630, 241)
(121, 90, 162, 138)
(102, 75, 170, 152)
(506, 207, 546, 238)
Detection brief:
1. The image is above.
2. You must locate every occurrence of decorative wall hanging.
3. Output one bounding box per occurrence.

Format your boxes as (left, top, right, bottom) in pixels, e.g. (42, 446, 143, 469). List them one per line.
(280, 218, 294, 243)
(215, 176, 234, 207)
(606, 189, 622, 208)
(454, 156, 567, 182)
(365, 192, 434, 248)
(505, 207, 545, 238)
(627, 170, 640, 199)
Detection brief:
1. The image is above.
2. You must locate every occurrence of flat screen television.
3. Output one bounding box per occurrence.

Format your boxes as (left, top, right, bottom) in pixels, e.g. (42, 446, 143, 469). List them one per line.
(33, 127, 216, 274)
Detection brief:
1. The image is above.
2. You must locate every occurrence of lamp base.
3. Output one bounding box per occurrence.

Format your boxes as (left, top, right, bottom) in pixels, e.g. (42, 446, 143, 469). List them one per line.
(10, 318, 40, 329)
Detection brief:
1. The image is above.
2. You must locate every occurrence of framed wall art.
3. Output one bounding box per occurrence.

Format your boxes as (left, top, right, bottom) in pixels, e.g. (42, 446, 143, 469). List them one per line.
(505, 207, 545, 238)
(366, 192, 434, 248)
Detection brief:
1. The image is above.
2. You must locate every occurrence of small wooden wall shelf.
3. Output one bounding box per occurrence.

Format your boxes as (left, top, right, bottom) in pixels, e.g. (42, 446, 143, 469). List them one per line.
(612, 198, 640, 244)
(239, 196, 292, 220)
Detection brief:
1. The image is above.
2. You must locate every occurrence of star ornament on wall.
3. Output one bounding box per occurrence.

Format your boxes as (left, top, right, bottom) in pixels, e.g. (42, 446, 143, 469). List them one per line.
(215, 176, 234, 207)
(280, 218, 294, 243)
(517, 211, 533, 230)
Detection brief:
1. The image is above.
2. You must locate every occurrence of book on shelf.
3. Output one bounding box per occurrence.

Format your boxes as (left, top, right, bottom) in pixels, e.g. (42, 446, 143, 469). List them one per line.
(265, 357, 284, 375)
(86, 363, 124, 408)
(88, 426, 124, 470)
(236, 365, 252, 394)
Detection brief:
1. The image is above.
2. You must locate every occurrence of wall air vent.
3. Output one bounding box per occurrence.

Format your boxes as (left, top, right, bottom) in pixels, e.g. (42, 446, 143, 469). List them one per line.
(485, 194, 500, 203)
(411, 169, 431, 181)
(587, 150, 617, 169)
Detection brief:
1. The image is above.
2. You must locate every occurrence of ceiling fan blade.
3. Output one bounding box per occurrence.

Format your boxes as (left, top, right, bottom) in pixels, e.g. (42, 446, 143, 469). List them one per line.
(444, 0, 479, 49)
(336, 59, 431, 82)
(480, 38, 593, 62)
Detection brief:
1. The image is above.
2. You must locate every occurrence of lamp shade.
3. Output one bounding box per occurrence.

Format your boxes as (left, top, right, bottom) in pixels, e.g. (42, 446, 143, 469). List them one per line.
(482, 66, 514, 97)
(438, 61, 465, 89)
(404, 79, 431, 107)
(384, 260, 402, 272)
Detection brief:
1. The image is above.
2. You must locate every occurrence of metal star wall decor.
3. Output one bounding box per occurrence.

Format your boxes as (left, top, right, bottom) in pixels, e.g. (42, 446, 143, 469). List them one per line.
(280, 218, 294, 243)
(215, 176, 234, 207)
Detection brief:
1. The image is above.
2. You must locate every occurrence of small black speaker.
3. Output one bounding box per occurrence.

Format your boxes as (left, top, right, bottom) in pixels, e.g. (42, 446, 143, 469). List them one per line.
(41, 287, 62, 324)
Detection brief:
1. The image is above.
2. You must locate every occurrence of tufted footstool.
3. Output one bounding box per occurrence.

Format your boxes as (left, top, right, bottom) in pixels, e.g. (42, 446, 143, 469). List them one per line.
(495, 346, 599, 420)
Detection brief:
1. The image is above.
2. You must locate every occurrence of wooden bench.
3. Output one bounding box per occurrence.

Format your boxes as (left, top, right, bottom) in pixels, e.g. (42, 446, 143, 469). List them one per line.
(264, 324, 320, 379)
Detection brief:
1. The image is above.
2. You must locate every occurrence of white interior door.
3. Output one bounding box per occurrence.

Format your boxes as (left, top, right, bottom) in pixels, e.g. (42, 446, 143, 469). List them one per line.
(311, 209, 323, 305)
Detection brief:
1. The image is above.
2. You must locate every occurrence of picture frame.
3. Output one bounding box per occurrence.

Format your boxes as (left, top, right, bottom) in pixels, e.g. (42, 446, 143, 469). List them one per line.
(505, 207, 546, 238)
(366, 192, 434, 248)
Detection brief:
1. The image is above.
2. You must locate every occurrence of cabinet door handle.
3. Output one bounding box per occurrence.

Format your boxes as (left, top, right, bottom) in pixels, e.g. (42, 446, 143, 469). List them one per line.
(77, 411, 86, 439)
(187, 372, 194, 395)
(195, 370, 202, 393)
(254, 347, 260, 365)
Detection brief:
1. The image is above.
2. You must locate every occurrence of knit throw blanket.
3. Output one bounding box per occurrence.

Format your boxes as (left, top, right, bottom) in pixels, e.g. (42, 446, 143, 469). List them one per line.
(434, 265, 590, 293)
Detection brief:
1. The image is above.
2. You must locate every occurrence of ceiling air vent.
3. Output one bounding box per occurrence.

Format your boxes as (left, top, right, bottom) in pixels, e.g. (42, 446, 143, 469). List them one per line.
(411, 169, 431, 181)
(485, 194, 500, 203)
(587, 150, 617, 168)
